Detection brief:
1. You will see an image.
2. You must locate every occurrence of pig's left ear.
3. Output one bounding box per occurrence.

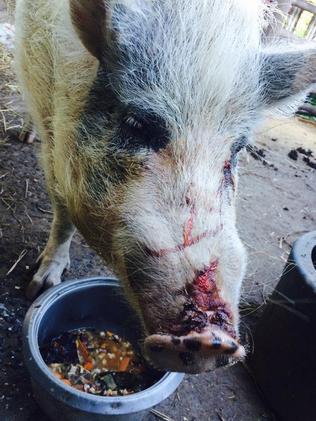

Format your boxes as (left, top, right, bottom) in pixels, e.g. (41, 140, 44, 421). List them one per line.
(260, 47, 316, 107)
(69, 0, 110, 61)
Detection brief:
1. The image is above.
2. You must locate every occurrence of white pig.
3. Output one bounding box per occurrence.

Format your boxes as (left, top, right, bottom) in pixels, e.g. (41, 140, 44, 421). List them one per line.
(15, 0, 316, 373)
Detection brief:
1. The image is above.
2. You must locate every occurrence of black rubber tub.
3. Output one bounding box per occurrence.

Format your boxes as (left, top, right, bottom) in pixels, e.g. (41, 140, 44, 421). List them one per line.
(250, 231, 316, 421)
(23, 277, 184, 421)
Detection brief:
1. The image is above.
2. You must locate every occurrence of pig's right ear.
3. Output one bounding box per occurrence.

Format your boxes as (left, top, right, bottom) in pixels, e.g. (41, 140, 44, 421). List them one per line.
(69, 0, 109, 61)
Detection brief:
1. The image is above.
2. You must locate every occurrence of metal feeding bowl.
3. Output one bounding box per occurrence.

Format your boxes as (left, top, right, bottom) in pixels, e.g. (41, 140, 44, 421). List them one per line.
(251, 231, 316, 421)
(23, 277, 184, 421)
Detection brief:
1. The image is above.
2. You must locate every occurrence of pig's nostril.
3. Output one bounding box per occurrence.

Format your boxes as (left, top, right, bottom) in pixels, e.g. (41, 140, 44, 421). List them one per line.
(224, 341, 239, 354)
(183, 338, 201, 351)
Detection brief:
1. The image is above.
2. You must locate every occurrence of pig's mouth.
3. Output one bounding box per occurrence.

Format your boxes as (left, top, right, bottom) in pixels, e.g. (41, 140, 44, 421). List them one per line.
(143, 261, 245, 373)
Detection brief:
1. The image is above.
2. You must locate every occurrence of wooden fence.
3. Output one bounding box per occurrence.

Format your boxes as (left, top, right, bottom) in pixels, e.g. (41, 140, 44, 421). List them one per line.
(284, 0, 316, 39)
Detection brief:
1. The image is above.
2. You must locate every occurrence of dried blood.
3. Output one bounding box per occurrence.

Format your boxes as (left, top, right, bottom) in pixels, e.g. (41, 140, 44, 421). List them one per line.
(187, 261, 235, 335)
(183, 206, 196, 246)
(223, 160, 234, 189)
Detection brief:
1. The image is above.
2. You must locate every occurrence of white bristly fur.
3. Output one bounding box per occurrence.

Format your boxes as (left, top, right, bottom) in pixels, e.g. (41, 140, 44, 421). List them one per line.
(110, 0, 265, 137)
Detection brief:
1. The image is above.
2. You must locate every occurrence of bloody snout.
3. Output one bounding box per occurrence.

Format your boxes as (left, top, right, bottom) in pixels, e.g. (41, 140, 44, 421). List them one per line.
(143, 261, 245, 373)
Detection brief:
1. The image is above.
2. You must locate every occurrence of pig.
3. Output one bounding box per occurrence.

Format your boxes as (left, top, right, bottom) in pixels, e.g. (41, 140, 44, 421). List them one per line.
(15, 0, 316, 373)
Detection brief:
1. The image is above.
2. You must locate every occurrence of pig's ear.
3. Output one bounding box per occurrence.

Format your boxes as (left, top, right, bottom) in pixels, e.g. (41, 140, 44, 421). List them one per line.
(260, 47, 316, 107)
(69, 0, 109, 61)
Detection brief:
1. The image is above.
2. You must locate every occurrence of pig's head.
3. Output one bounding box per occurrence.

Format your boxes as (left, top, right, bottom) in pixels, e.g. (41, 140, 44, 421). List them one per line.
(70, 0, 316, 373)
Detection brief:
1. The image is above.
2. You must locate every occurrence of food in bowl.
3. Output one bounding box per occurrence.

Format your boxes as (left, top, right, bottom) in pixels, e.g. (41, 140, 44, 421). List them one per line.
(40, 328, 160, 396)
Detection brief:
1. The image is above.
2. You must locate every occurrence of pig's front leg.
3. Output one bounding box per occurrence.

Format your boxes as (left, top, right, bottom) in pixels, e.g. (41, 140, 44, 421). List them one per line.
(26, 202, 75, 300)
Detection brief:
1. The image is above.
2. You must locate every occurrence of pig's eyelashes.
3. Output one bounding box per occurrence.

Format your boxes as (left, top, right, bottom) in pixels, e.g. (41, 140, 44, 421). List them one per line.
(124, 115, 143, 129)
(119, 112, 170, 152)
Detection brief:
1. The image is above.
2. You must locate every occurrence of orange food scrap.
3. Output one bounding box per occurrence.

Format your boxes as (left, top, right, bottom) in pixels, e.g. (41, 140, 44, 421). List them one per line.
(52, 371, 63, 379)
(84, 361, 94, 371)
(76, 338, 90, 363)
(118, 357, 130, 372)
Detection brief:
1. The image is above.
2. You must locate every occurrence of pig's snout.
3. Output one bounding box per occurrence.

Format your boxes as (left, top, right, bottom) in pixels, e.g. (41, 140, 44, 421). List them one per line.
(144, 327, 245, 374)
(139, 261, 245, 373)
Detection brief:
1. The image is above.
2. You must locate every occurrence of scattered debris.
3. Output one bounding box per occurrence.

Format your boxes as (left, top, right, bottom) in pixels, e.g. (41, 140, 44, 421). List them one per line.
(303, 156, 316, 170)
(36, 204, 53, 214)
(288, 147, 316, 169)
(296, 147, 313, 157)
(24, 179, 29, 199)
(247, 146, 266, 161)
(288, 150, 298, 161)
(246, 145, 278, 170)
(0, 303, 10, 320)
(6, 249, 28, 275)
(216, 411, 226, 421)
(151, 409, 175, 421)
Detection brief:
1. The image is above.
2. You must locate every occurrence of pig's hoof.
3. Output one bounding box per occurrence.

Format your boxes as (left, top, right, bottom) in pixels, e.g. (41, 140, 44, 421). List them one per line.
(19, 128, 37, 144)
(26, 254, 70, 300)
(144, 328, 245, 373)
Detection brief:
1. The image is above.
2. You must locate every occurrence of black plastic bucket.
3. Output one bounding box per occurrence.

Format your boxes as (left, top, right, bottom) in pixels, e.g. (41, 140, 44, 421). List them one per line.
(250, 231, 316, 421)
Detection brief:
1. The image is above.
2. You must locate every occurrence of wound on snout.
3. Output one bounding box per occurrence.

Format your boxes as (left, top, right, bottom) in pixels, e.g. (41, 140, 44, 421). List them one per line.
(223, 160, 234, 190)
(188, 261, 236, 338)
(168, 261, 235, 338)
(183, 205, 196, 246)
(170, 302, 208, 336)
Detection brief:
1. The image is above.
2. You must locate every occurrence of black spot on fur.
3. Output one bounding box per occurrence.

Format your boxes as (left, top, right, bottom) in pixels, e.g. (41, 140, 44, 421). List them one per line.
(75, 68, 152, 198)
(183, 338, 201, 352)
(179, 352, 194, 366)
(78, 67, 170, 156)
(78, 68, 120, 139)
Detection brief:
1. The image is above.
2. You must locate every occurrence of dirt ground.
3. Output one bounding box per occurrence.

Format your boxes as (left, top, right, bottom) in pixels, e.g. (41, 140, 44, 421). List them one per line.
(1, 4, 316, 421)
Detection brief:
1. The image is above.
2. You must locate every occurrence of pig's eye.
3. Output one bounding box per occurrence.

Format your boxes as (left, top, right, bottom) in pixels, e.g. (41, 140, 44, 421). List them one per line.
(119, 111, 170, 152)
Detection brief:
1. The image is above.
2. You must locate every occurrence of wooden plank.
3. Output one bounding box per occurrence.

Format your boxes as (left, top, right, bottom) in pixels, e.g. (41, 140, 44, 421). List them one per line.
(286, 6, 303, 32)
(292, 0, 316, 15)
(306, 13, 316, 39)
